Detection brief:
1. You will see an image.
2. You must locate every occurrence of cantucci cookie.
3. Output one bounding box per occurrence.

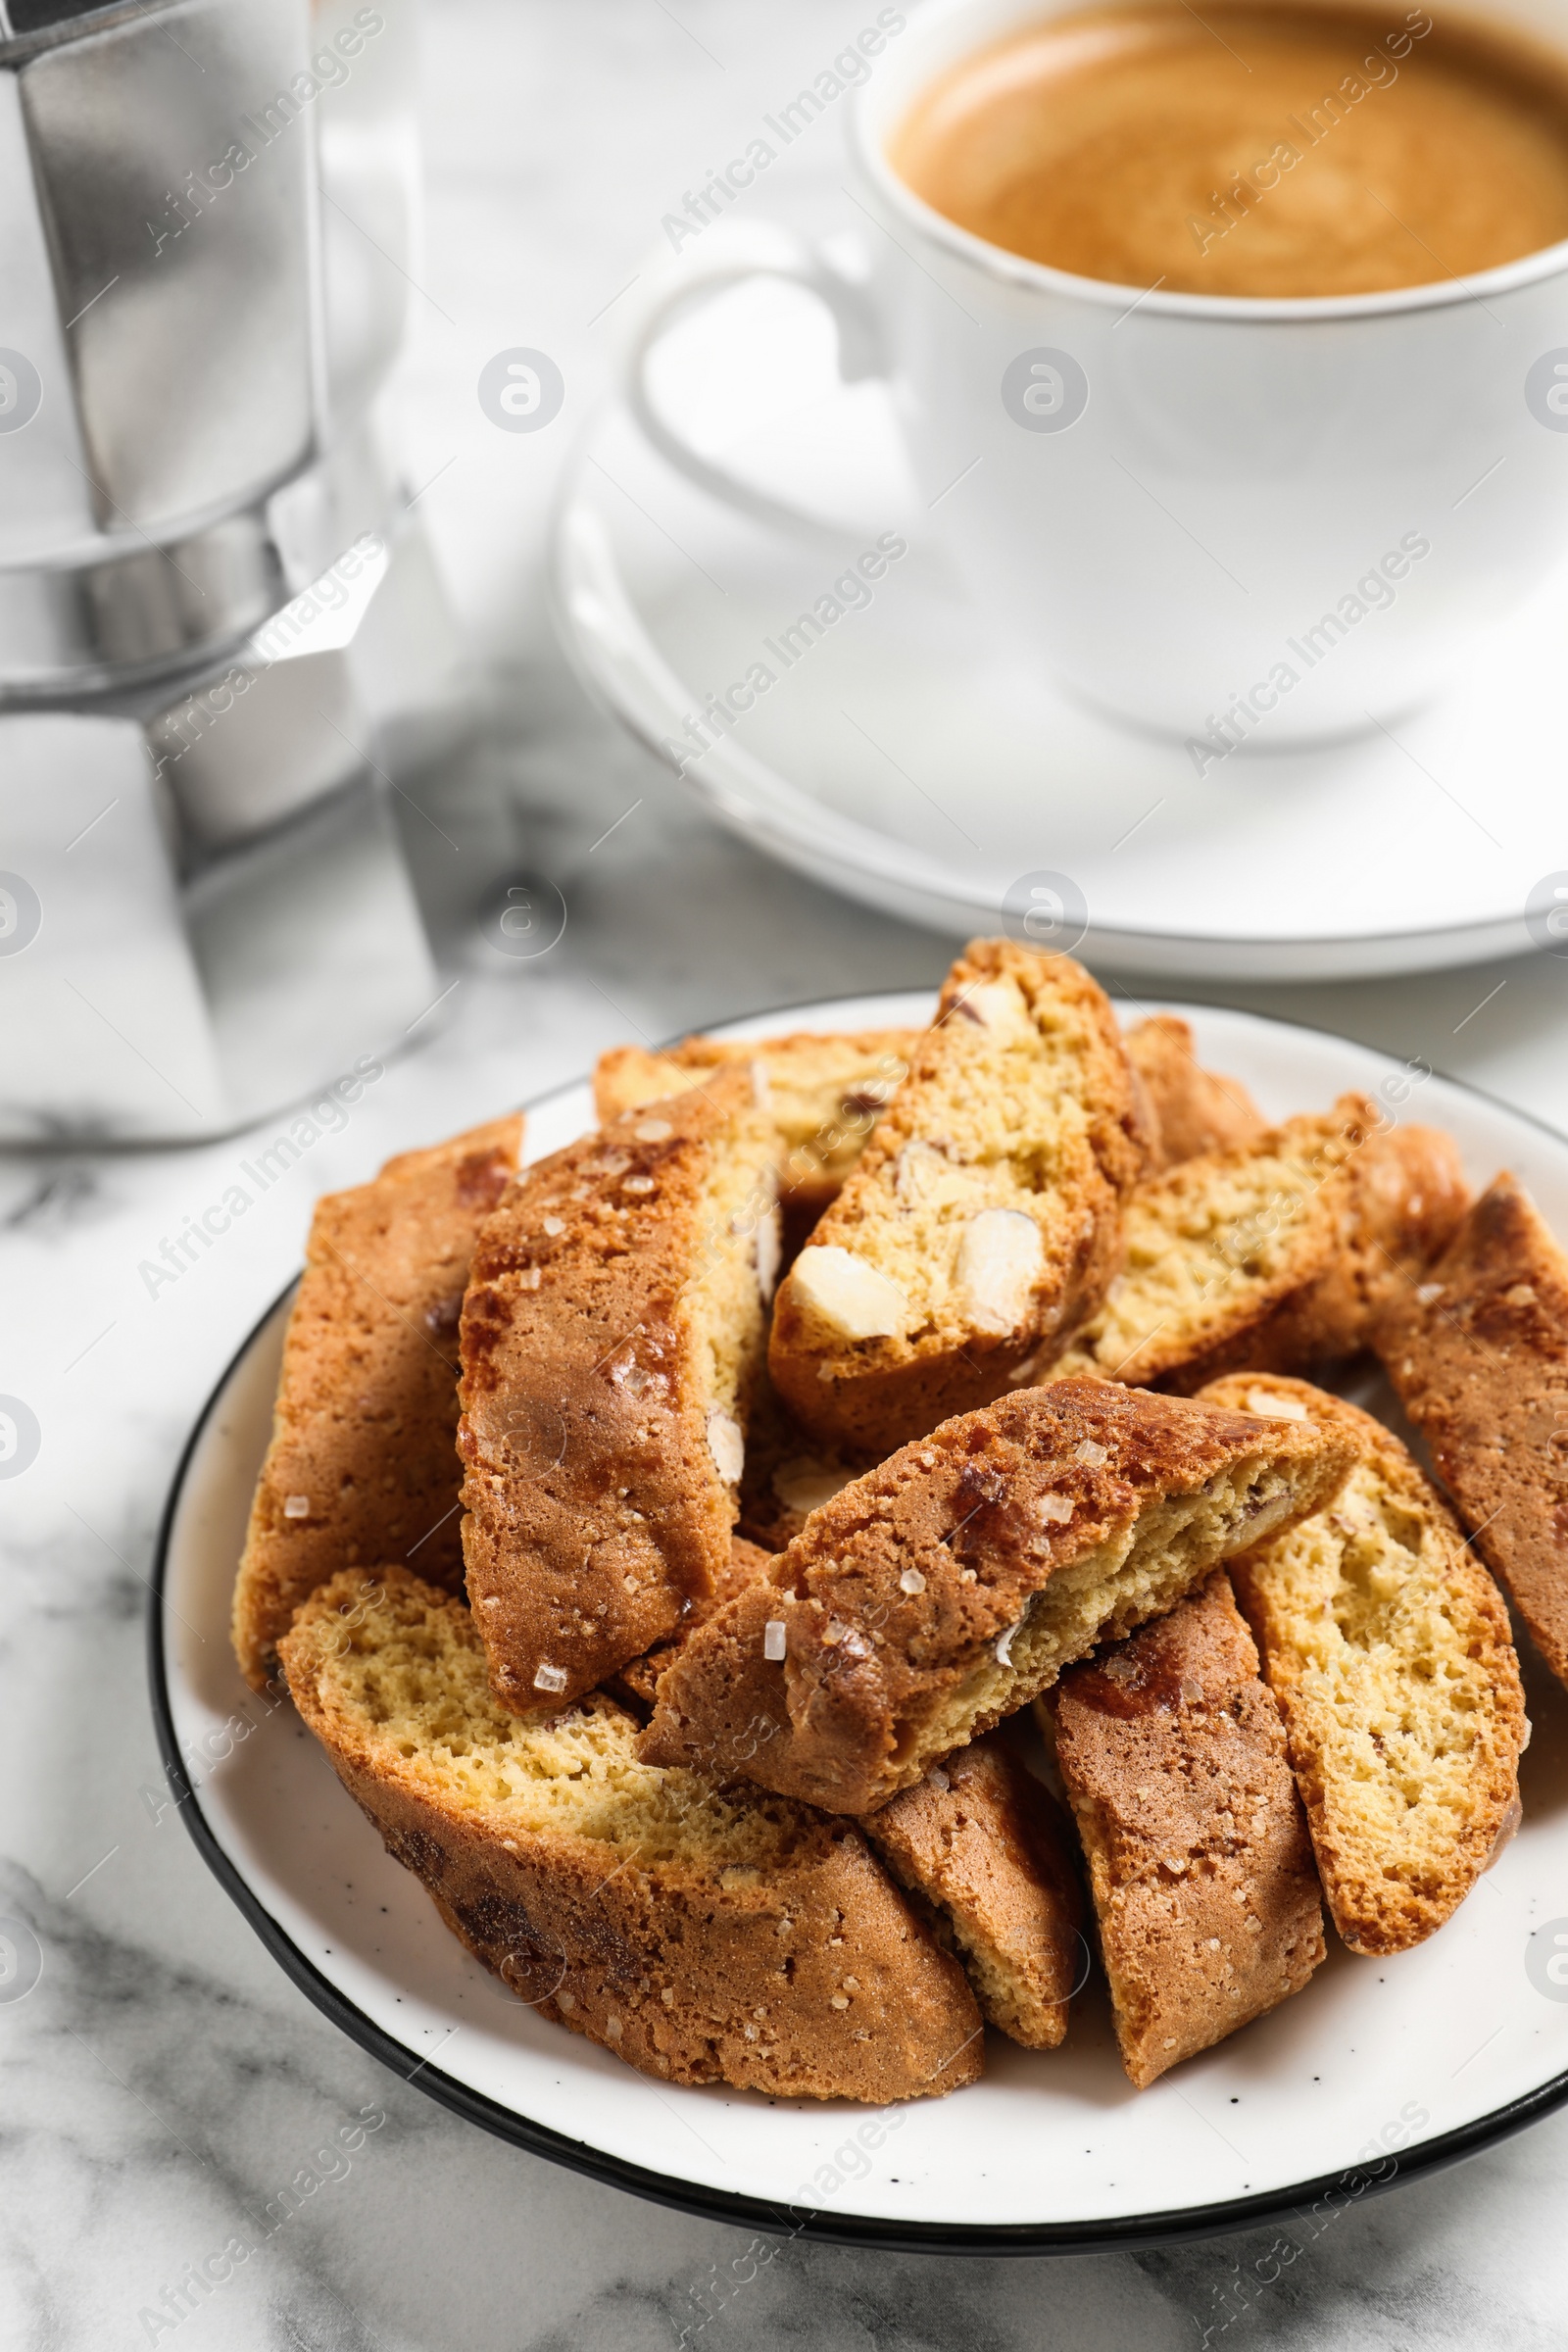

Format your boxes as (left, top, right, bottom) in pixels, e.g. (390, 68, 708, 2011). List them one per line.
(231, 1114, 521, 1690)
(865, 1736, 1087, 2049)
(594, 1027, 915, 1212)
(459, 1070, 779, 1712)
(1123, 1014, 1265, 1168)
(641, 1380, 1353, 1814)
(1052, 1570, 1326, 2087)
(1061, 1096, 1378, 1390)
(1379, 1172, 1568, 1686)
(281, 1570, 983, 2103)
(768, 942, 1152, 1453)
(1283, 1124, 1471, 1364)
(1200, 1374, 1526, 1955)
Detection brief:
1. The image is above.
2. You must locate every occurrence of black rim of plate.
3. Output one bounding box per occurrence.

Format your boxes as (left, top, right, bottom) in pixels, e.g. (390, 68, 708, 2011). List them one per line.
(147, 992, 1568, 2256)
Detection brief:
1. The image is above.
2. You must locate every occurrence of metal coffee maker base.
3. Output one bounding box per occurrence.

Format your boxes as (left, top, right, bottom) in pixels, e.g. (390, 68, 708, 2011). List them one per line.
(0, 498, 479, 1143)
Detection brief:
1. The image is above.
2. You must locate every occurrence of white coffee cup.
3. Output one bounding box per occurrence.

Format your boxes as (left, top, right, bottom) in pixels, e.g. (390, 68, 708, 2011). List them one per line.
(624, 0, 1568, 753)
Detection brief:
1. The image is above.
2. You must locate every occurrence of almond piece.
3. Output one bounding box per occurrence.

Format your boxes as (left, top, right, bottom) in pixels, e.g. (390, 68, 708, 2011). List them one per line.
(787, 1246, 907, 1342)
(707, 1409, 745, 1486)
(956, 1208, 1043, 1336)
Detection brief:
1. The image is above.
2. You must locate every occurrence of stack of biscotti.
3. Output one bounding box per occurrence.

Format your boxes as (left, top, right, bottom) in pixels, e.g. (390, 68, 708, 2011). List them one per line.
(642, 1379, 1354, 1807)
(281, 1568, 983, 2101)
(242, 940, 1556, 2109)
(462, 944, 1157, 1726)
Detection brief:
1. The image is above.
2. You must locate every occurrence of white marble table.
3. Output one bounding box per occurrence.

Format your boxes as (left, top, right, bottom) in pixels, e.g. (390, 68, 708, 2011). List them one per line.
(8, 3, 1568, 2344)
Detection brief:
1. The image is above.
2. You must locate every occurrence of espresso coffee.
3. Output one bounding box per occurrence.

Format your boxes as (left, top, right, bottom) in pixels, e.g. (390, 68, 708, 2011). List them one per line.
(892, 4, 1568, 296)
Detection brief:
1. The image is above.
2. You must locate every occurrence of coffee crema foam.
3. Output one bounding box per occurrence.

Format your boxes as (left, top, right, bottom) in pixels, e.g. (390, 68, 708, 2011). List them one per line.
(892, 3, 1568, 296)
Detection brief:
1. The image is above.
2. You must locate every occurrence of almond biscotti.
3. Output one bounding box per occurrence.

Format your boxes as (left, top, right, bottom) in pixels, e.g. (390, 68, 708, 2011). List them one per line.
(281, 1569, 983, 2103)
(1058, 1096, 1378, 1391)
(231, 1114, 522, 1690)
(594, 1027, 915, 1211)
(641, 1380, 1353, 1814)
(1285, 1124, 1471, 1363)
(1378, 1173, 1568, 1686)
(1123, 1015, 1265, 1168)
(865, 1736, 1087, 2049)
(459, 1070, 779, 1714)
(1200, 1374, 1526, 1955)
(1052, 1569, 1326, 2087)
(768, 943, 1152, 1453)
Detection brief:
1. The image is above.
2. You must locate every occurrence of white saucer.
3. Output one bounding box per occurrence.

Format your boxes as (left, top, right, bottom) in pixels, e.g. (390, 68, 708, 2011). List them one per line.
(550, 273, 1568, 981)
(153, 992, 1568, 2249)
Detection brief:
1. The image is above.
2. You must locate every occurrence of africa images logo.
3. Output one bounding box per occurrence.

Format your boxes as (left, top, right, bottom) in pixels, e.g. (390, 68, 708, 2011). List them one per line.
(1526, 1919, 1568, 2001)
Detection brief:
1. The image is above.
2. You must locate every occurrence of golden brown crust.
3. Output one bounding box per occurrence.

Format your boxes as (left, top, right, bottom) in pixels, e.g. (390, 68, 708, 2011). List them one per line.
(281, 1568, 983, 2104)
(608, 1537, 776, 1714)
(1069, 1095, 1380, 1393)
(1199, 1373, 1527, 1955)
(458, 1072, 778, 1714)
(230, 1114, 522, 1690)
(768, 944, 1152, 1453)
(864, 1737, 1086, 2048)
(641, 1380, 1354, 1814)
(1278, 1125, 1472, 1365)
(1052, 1571, 1326, 2087)
(593, 1027, 916, 1209)
(1377, 1173, 1568, 1685)
(1123, 1015, 1265, 1167)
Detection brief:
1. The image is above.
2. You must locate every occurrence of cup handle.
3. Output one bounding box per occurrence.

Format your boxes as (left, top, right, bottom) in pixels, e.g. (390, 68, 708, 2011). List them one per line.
(623, 230, 886, 541)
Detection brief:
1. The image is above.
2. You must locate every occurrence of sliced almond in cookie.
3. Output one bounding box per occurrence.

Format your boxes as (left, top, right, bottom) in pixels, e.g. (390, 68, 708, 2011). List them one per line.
(459, 1069, 779, 1712)
(865, 1735, 1087, 2049)
(232, 1113, 522, 1691)
(767, 942, 1152, 1454)
(641, 1379, 1353, 1814)
(281, 1569, 982, 2103)
(787, 1243, 909, 1340)
(1200, 1373, 1527, 1956)
(1052, 1569, 1326, 2087)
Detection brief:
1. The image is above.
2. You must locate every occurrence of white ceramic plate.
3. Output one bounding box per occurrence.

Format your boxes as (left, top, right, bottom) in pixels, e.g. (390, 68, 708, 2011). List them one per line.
(550, 274, 1568, 982)
(153, 993, 1568, 2251)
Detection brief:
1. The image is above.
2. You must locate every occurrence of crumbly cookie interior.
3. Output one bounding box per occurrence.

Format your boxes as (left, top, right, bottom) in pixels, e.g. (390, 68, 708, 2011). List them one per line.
(307, 1574, 807, 1868)
(807, 974, 1106, 1347)
(901, 1451, 1310, 1770)
(1082, 1120, 1358, 1372)
(1239, 1462, 1518, 1895)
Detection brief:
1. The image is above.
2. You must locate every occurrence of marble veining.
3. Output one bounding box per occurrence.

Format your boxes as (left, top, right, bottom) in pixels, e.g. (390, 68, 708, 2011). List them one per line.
(7, 2, 1568, 2344)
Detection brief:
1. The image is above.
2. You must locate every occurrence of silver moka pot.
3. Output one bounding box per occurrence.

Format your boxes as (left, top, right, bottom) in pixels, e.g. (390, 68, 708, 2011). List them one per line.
(0, 0, 476, 1141)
